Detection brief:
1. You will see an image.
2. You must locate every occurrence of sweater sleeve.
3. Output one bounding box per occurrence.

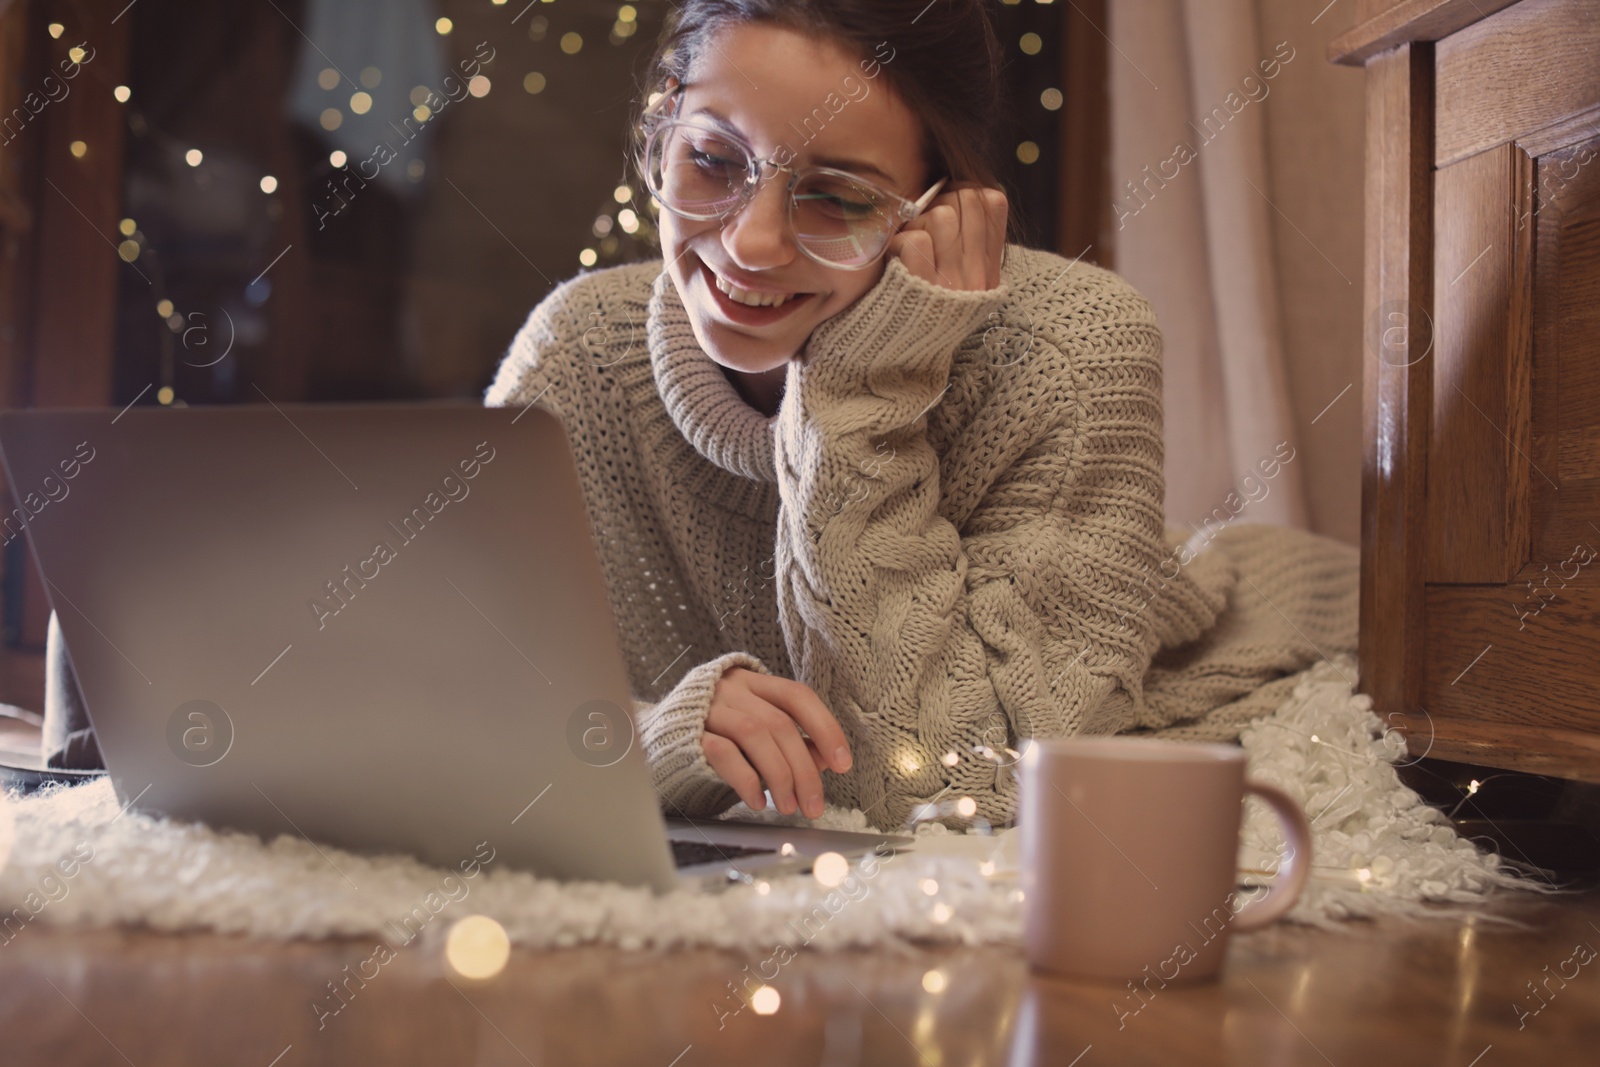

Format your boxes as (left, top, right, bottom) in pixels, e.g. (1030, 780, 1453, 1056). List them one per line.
(772, 253, 1226, 831)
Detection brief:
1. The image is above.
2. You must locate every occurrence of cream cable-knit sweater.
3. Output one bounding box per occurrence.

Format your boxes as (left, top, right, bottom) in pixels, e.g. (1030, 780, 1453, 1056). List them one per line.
(483, 243, 1359, 831)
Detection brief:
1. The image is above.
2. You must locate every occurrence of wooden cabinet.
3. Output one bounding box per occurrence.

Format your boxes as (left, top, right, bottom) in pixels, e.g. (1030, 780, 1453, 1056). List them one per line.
(1334, 0, 1600, 779)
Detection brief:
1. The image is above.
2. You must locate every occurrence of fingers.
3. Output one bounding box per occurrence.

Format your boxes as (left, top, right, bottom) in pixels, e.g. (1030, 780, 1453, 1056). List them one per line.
(984, 188, 1007, 288)
(702, 732, 767, 812)
(743, 672, 853, 774)
(900, 184, 1007, 291)
(768, 714, 826, 819)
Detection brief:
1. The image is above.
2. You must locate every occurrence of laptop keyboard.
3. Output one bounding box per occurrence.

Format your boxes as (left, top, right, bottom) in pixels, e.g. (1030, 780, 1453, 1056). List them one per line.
(670, 840, 777, 868)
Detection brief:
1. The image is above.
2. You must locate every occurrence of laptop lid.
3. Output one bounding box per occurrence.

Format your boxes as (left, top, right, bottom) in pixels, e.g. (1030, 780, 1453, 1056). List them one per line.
(0, 401, 680, 893)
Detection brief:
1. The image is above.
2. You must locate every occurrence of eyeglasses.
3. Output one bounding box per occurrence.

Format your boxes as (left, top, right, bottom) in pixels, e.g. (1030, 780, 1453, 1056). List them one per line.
(638, 87, 947, 270)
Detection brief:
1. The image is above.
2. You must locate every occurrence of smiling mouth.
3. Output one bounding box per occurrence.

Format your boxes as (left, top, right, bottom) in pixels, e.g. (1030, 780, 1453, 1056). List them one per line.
(705, 262, 810, 307)
(696, 260, 815, 324)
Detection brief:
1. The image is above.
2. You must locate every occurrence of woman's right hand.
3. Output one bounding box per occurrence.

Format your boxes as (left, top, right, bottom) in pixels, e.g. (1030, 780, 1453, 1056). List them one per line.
(701, 667, 853, 820)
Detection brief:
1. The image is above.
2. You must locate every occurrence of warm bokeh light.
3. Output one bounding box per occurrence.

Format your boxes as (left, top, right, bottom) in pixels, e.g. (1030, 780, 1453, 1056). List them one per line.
(618, 209, 639, 233)
(47, 22, 63, 38)
(113, 85, 131, 103)
(360, 66, 382, 89)
(435, 17, 453, 35)
(349, 91, 372, 114)
(320, 108, 342, 131)
(406, 159, 425, 182)
(931, 902, 953, 924)
(468, 75, 491, 98)
(578, 248, 598, 267)
(811, 851, 848, 888)
(956, 797, 978, 818)
(68, 46, 85, 62)
(156, 386, 174, 405)
(613, 184, 632, 203)
(69, 140, 86, 158)
(156, 299, 174, 318)
(317, 68, 340, 91)
(750, 986, 780, 1015)
(523, 72, 546, 94)
(118, 218, 136, 236)
(1041, 87, 1063, 110)
(328, 150, 347, 167)
(922, 970, 948, 994)
(1016, 141, 1040, 164)
(1020, 32, 1043, 55)
(185, 148, 203, 167)
(445, 915, 511, 979)
(260, 175, 278, 194)
(413, 105, 432, 122)
(919, 878, 939, 896)
(117, 239, 139, 261)
(560, 32, 583, 54)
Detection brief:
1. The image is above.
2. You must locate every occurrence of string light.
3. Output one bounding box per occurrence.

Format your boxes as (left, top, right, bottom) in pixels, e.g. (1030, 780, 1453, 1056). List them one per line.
(919, 878, 939, 896)
(750, 986, 780, 1015)
(259, 175, 278, 194)
(68, 46, 86, 62)
(359, 66, 382, 89)
(1019, 32, 1043, 55)
(319, 108, 342, 131)
(435, 17, 453, 35)
(349, 91, 372, 114)
(612, 184, 632, 204)
(328, 150, 347, 167)
(445, 915, 510, 979)
(467, 75, 491, 98)
(69, 140, 86, 158)
(155, 299, 174, 317)
(931, 902, 953, 924)
(1041, 88, 1063, 110)
(1016, 141, 1039, 164)
(157, 386, 174, 405)
(811, 852, 848, 888)
(47, 22, 63, 38)
(118, 218, 136, 236)
(956, 797, 978, 818)
(922, 970, 947, 994)
(523, 72, 546, 94)
(317, 68, 340, 91)
(578, 248, 597, 267)
(113, 85, 131, 103)
(560, 32, 583, 54)
(185, 149, 202, 167)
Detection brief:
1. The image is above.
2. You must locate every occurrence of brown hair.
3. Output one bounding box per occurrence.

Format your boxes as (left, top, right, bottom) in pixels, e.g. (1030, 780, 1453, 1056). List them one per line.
(630, 0, 1013, 240)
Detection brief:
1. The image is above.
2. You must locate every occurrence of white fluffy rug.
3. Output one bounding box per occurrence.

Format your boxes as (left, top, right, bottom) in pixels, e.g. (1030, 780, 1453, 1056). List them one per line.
(0, 655, 1555, 951)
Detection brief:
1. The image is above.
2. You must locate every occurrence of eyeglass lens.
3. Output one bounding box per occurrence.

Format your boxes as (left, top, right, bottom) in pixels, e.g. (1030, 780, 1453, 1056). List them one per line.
(646, 123, 899, 268)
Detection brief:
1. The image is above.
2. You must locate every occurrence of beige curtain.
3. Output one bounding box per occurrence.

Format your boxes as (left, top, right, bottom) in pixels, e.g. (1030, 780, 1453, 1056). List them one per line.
(1107, 0, 1367, 546)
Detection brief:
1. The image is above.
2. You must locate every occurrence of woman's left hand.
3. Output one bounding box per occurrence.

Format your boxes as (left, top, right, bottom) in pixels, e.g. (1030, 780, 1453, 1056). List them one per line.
(885, 184, 1007, 293)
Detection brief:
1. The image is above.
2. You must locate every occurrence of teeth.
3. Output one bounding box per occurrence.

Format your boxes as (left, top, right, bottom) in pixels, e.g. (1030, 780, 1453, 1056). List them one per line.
(713, 270, 796, 308)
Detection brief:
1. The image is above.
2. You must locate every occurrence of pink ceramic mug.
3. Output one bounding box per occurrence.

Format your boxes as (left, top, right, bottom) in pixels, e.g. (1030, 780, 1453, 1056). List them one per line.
(1019, 736, 1312, 983)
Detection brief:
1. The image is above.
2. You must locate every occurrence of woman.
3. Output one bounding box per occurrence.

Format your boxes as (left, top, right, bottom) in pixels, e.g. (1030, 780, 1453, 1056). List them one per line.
(484, 0, 1359, 832)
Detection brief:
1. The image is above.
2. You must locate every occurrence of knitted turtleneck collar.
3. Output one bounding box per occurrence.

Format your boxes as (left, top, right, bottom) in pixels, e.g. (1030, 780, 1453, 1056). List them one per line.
(646, 266, 779, 484)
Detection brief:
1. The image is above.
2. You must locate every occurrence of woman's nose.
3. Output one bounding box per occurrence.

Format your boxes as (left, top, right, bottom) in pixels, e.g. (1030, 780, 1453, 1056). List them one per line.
(719, 175, 796, 271)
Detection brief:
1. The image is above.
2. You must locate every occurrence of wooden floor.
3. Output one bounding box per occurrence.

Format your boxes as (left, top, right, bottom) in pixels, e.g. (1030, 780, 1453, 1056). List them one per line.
(2, 888, 1598, 1066)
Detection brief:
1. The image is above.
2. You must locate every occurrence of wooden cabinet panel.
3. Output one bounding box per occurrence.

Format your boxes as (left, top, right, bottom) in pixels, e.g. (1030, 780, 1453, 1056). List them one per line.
(1434, 0, 1600, 167)
(1347, 0, 1600, 783)
(1428, 144, 1530, 582)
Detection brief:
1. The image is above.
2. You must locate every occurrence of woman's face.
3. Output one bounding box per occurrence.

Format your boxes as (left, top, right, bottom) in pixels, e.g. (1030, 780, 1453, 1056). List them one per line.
(656, 23, 929, 377)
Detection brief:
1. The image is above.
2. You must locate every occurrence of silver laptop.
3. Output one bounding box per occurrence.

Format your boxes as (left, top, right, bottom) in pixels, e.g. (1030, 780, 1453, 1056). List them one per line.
(0, 401, 907, 891)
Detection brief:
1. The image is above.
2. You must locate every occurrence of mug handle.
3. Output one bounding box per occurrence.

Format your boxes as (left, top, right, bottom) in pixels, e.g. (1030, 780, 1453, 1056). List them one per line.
(1230, 779, 1313, 932)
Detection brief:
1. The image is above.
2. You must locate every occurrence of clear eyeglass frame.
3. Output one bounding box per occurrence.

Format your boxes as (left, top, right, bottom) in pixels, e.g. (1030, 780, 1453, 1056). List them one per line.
(637, 85, 948, 271)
